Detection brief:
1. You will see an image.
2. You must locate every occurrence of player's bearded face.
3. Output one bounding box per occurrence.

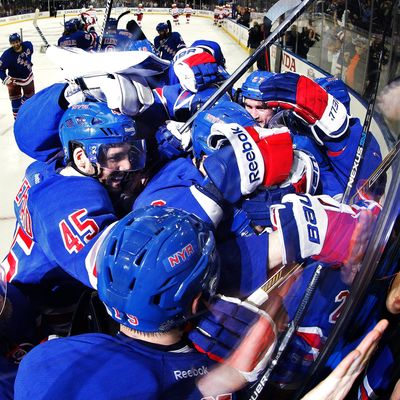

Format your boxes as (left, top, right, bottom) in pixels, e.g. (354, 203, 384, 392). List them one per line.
(11, 40, 22, 51)
(244, 98, 275, 128)
(99, 143, 147, 193)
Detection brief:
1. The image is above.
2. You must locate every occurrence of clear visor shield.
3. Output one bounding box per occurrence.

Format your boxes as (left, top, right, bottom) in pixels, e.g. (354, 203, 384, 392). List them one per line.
(0, 265, 7, 316)
(94, 140, 147, 173)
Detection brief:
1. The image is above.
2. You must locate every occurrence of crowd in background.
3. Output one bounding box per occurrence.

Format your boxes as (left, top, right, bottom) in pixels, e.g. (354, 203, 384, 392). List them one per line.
(1, 0, 398, 100)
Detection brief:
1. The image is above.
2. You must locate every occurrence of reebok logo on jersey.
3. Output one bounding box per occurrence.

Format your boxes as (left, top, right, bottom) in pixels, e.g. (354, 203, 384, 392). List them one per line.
(174, 365, 208, 380)
(168, 243, 194, 267)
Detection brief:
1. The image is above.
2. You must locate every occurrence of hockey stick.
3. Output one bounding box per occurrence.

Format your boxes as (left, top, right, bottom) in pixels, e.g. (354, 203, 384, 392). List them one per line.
(117, 9, 130, 26)
(246, 262, 304, 306)
(341, 3, 396, 204)
(97, 0, 114, 51)
(247, 264, 323, 398)
(349, 138, 400, 204)
(33, 9, 50, 47)
(179, 0, 314, 134)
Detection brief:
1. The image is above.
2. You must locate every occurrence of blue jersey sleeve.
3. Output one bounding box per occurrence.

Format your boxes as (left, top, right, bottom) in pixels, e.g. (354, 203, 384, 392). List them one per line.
(14, 83, 66, 161)
(133, 157, 221, 226)
(325, 118, 382, 197)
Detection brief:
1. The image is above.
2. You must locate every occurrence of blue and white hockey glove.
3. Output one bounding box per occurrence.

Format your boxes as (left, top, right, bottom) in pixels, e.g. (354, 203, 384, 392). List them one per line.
(242, 149, 320, 228)
(259, 72, 349, 146)
(66, 73, 154, 116)
(203, 123, 293, 203)
(189, 295, 277, 382)
(270, 193, 376, 266)
(173, 47, 219, 92)
(155, 120, 192, 160)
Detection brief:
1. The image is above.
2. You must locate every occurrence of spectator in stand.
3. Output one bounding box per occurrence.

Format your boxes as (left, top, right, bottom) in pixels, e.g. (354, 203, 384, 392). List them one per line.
(247, 21, 263, 72)
(345, 37, 368, 93)
(237, 7, 250, 28)
(285, 24, 299, 53)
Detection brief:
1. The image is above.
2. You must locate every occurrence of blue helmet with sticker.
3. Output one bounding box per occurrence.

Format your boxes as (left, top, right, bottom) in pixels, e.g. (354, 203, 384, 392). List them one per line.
(97, 206, 219, 332)
(241, 71, 275, 101)
(156, 22, 169, 32)
(315, 76, 351, 114)
(9, 33, 21, 43)
(192, 40, 226, 67)
(191, 101, 255, 158)
(59, 102, 146, 172)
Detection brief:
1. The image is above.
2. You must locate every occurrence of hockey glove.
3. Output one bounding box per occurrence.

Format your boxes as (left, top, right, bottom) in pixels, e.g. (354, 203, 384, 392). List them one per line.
(64, 82, 87, 106)
(259, 72, 349, 145)
(203, 123, 293, 203)
(173, 47, 219, 93)
(270, 193, 378, 266)
(242, 149, 320, 228)
(72, 73, 154, 116)
(155, 120, 192, 160)
(189, 295, 277, 383)
(3, 76, 13, 85)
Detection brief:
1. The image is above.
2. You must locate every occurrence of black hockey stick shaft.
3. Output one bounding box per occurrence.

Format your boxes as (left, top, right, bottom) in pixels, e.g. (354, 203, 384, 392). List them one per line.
(97, 0, 114, 51)
(33, 9, 50, 47)
(247, 264, 323, 398)
(349, 138, 400, 204)
(341, 3, 395, 204)
(117, 9, 130, 26)
(179, 0, 315, 134)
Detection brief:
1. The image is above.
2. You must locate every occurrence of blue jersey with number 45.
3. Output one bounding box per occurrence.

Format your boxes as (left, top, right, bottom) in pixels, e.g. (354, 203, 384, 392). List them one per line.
(1, 159, 117, 288)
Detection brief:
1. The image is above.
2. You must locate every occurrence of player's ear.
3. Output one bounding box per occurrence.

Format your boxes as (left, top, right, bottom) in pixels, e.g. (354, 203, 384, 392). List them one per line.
(72, 147, 95, 175)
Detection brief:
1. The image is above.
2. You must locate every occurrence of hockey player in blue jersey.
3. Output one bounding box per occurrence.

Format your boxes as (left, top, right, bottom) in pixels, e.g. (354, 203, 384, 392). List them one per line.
(0, 33, 35, 119)
(57, 19, 95, 50)
(13, 206, 277, 400)
(1, 102, 148, 339)
(238, 71, 382, 200)
(154, 21, 186, 61)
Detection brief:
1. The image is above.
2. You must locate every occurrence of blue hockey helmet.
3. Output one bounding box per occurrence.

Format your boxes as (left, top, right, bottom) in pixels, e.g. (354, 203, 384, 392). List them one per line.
(241, 71, 275, 101)
(9, 33, 21, 43)
(105, 17, 118, 33)
(64, 19, 78, 33)
(192, 40, 226, 67)
(173, 85, 232, 122)
(191, 101, 255, 158)
(97, 206, 219, 332)
(156, 22, 169, 32)
(59, 102, 146, 172)
(315, 76, 351, 114)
